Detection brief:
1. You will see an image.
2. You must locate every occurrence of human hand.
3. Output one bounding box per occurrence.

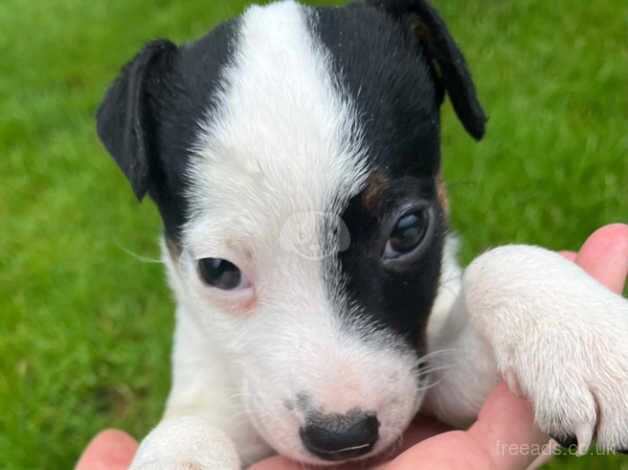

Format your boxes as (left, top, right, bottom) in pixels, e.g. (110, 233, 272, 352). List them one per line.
(77, 224, 628, 470)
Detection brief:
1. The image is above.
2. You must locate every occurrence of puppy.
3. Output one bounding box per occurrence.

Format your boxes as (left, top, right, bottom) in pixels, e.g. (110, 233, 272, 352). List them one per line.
(96, 0, 628, 467)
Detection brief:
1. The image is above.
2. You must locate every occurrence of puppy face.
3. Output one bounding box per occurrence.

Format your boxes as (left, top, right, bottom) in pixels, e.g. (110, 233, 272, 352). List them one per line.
(97, 0, 484, 464)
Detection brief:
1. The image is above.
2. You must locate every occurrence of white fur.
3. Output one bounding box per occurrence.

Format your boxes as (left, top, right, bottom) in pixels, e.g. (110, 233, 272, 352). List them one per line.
(132, 416, 240, 469)
(422, 236, 499, 427)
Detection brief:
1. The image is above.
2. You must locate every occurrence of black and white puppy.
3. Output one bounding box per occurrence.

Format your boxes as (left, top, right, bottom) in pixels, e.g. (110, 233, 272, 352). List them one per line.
(96, 0, 628, 467)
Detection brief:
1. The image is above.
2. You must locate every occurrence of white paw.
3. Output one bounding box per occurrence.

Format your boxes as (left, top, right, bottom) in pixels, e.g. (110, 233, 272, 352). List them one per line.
(130, 416, 241, 470)
(464, 245, 628, 454)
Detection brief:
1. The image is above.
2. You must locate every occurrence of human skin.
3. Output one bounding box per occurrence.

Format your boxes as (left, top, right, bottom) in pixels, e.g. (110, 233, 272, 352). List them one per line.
(76, 224, 628, 470)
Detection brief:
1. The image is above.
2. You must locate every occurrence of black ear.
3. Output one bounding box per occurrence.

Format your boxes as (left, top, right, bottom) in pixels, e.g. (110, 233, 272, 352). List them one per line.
(368, 0, 487, 140)
(96, 39, 177, 200)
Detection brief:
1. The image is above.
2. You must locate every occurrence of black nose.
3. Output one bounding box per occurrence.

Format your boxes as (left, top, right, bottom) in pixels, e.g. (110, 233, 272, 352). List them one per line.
(300, 411, 380, 461)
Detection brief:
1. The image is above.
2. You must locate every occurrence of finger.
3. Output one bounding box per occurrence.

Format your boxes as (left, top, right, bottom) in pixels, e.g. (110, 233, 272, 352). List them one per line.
(467, 382, 548, 470)
(397, 415, 451, 451)
(75, 429, 138, 470)
(575, 224, 628, 294)
(374, 384, 541, 470)
(249, 456, 300, 470)
(375, 429, 495, 470)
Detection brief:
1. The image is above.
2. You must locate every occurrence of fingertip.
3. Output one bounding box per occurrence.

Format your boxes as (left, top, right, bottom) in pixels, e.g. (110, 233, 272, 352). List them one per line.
(469, 383, 548, 469)
(473, 382, 533, 428)
(249, 456, 300, 470)
(92, 429, 138, 448)
(580, 224, 628, 255)
(594, 223, 628, 238)
(399, 415, 452, 450)
(377, 431, 494, 470)
(576, 223, 628, 293)
(76, 429, 138, 470)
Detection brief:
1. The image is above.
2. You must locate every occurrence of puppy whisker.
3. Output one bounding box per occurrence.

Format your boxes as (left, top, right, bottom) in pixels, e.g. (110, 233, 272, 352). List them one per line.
(115, 243, 164, 264)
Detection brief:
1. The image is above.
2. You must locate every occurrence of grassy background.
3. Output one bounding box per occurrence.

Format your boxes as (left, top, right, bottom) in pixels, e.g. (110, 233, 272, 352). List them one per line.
(0, 0, 626, 468)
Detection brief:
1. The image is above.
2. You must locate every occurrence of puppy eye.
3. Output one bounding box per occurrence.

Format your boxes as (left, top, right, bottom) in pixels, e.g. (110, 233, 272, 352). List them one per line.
(198, 258, 249, 290)
(383, 209, 431, 259)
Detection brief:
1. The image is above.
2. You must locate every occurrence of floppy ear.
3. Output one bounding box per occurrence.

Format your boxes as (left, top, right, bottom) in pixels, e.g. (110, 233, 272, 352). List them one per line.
(368, 0, 487, 140)
(96, 39, 177, 200)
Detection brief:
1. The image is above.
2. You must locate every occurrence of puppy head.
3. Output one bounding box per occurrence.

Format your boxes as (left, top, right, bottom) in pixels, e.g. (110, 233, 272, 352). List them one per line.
(97, 0, 484, 464)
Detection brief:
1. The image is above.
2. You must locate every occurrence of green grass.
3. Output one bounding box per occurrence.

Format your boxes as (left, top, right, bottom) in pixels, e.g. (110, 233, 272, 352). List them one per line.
(0, 0, 626, 468)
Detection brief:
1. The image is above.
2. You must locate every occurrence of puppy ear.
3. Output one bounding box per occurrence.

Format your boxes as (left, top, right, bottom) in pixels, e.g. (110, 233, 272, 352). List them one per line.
(368, 0, 487, 140)
(96, 39, 177, 200)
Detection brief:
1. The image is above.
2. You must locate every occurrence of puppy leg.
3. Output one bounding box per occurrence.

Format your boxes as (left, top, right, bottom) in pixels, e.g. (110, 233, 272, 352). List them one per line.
(131, 416, 240, 470)
(129, 310, 262, 469)
(426, 245, 628, 454)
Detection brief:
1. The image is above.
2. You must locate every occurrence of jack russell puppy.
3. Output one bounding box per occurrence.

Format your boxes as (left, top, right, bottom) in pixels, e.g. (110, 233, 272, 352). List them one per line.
(96, 0, 628, 467)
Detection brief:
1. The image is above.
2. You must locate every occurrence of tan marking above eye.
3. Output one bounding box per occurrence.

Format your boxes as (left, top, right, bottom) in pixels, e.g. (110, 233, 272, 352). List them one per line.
(436, 171, 450, 217)
(166, 237, 182, 261)
(361, 171, 390, 213)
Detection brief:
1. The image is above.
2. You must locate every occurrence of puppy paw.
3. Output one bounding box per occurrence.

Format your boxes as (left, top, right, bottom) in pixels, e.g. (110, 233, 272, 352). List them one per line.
(130, 416, 241, 470)
(505, 347, 628, 456)
(464, 245, 628, 455)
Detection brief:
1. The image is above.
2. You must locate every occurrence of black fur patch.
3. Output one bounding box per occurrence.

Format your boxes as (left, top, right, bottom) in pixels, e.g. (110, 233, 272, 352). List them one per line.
(335, 174, 445, 349)
(312, 3, 446, 348)
(146, 19, 240, 243)
(97, 18, 240, 243)
(313, 3, 442, 179)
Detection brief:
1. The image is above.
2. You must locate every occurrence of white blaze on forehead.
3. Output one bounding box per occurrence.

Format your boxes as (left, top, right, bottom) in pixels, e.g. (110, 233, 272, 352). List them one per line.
(187, 0, 369, 251)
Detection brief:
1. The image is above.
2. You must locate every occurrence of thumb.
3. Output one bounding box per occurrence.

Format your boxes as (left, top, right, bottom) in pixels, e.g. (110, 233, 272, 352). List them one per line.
(375, 383, 546, 470)
(468, 382, 549, 469)
(575, 224, 628, 294)
(76, 430, 138, 470)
